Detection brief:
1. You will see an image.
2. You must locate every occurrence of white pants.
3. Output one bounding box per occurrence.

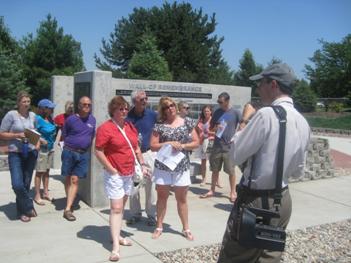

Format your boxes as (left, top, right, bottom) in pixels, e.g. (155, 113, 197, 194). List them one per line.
(129, 150, 157, 218)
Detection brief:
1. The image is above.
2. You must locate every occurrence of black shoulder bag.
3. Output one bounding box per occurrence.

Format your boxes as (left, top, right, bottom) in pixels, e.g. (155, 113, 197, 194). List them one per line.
(236, 105, 287, 252)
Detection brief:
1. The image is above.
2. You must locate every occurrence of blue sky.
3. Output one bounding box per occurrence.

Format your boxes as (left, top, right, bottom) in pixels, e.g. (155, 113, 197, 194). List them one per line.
(1, 0, 350, 79)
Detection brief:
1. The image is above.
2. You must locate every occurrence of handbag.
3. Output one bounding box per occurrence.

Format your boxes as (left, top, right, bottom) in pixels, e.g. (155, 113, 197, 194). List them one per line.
(235, 105, 287, 252)
(114, 122, 143, 184)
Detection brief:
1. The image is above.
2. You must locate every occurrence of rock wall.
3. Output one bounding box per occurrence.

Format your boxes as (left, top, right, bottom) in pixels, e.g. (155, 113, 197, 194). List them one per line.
(289, 137, 335, 183)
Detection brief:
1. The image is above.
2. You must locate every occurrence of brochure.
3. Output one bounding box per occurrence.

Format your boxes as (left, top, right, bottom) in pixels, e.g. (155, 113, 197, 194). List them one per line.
(156, 144, 185, 171)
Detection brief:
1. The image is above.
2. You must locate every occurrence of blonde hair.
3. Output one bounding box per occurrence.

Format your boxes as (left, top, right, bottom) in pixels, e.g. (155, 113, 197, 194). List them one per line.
(158, 97, 178, 122)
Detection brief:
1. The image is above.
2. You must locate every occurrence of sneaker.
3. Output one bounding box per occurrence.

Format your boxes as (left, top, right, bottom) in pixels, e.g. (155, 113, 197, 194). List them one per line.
(63, 210, 76, 221)
(126, 216, 141, 225)
(146, 217, 156, 226)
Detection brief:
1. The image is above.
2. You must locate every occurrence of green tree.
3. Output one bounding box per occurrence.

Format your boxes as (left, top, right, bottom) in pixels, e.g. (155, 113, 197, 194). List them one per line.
(292, 79, 317, 112)
(0, 17, 18, 53)
(208, 38, 234, 85)
(0, 17, 28, 119)
(234, 49, 262, 94)
(95, 2, 225, 83)
(127, 34, 172, 81)
(305, 34, 351, 98)
(21, 14, 84, 103)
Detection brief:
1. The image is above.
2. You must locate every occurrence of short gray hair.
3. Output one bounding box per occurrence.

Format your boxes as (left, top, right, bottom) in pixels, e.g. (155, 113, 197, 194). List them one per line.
(130, 90, 146, 105)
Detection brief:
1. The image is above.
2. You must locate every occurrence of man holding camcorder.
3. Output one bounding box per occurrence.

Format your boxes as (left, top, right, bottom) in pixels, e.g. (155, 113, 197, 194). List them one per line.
(218, 63, 310, 263)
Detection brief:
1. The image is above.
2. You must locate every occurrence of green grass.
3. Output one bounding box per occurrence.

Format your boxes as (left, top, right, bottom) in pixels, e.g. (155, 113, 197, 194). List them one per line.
(305, 114, 351, 130)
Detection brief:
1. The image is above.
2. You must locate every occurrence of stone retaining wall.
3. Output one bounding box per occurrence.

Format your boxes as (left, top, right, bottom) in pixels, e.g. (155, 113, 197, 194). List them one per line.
(289, 137, 335, 183)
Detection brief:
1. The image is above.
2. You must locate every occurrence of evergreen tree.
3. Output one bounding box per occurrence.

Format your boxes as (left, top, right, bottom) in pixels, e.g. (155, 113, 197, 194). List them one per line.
(292, 79, 317, 112)
(95, 2, 225, 83)
(305, 34, 351, 98)
(127, 34, 172, 81)
(21, 14, 84, 103)
(0, 17, 28, 119)
(234, 49, 262, 94)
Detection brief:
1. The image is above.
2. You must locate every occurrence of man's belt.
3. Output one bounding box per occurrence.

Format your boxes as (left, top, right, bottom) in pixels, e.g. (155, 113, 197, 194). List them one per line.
(64, 145, 87, 153)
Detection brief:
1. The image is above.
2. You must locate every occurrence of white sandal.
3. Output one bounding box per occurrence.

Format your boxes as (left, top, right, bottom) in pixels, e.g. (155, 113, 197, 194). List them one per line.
(182, 229, 194, 241)
(152, 228, 163, 239)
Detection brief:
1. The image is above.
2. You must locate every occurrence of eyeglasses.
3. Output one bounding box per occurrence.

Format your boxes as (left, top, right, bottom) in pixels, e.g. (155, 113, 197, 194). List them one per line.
(138, 97, 148, 102)
(163, 103, 175, 110)
(217, 100, 225, 105)
(183, 106, 190, 110)
(119, 107, 129, 112)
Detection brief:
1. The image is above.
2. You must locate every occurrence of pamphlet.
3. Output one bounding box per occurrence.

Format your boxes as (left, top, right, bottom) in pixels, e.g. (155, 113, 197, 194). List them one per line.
(24, 128, 41, 145)
(156, 144, 185, 171)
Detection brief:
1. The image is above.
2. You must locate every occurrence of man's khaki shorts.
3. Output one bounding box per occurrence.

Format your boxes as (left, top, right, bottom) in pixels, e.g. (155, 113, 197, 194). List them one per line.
(36, 150, 54, 172)
(209, 149, 235, 175)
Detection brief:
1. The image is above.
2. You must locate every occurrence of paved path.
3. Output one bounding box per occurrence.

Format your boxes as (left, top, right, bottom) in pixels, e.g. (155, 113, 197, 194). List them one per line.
(0, 134, 350, 262)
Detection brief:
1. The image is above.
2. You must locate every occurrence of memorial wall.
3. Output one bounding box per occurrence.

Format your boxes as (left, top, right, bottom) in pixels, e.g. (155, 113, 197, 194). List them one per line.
(51, 70, 251, 207)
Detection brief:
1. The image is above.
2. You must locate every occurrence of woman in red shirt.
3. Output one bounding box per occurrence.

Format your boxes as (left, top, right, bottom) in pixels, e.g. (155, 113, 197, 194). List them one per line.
(95, 96, 147, 262)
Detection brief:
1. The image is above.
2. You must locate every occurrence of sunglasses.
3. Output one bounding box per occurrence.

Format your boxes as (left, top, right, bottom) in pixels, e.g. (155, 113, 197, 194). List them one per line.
(163, 103, 175, 110)
(183, 106, 190, 110)
(217, 100, 225, 105)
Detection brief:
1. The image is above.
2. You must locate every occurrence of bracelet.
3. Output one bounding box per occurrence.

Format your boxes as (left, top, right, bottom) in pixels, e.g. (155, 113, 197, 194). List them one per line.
(239, 119, 249, 124)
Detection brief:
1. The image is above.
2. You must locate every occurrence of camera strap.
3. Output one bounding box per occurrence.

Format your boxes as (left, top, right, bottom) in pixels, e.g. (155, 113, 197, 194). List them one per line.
(244, 105, 287, 209)
(271, 105, 287, 209)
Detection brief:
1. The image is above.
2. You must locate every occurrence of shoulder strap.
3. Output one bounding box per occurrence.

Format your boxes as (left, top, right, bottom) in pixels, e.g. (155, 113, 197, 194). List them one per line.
(271, 105, 287, 209)
(112, 120, 138, 161)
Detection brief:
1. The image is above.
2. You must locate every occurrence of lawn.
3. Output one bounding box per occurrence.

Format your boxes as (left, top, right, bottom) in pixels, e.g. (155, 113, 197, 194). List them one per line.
(304, 112, 351, 130)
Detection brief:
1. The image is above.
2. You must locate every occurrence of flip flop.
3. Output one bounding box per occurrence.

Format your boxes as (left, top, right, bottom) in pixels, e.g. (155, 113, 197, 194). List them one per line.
(34, 199, 45, 206)
(109, 250, 120, 262)
(200, 192, 214, 199)
(119, 238, 132, 246)
(152, 228, 163, 239)
(42, 195, 54, 202)
(182, 229, 194, 241)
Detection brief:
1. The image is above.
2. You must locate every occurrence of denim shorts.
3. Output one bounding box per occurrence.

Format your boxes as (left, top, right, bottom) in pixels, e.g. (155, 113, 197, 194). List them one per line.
(61, 148, 89, 178)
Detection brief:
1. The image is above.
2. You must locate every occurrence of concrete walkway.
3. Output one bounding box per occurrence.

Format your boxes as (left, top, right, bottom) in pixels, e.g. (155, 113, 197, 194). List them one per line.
(0, 135, 350, 263)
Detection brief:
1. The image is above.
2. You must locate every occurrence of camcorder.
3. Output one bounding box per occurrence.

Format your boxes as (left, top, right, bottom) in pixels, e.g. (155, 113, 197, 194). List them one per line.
(235, 204, 286, 251)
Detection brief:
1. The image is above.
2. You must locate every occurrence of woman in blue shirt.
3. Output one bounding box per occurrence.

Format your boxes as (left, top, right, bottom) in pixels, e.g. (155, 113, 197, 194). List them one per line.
(33, 99, 57, 206)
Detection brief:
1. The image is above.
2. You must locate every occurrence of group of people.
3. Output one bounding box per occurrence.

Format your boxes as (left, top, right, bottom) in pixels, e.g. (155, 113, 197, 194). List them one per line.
(0, 63, 311, 263)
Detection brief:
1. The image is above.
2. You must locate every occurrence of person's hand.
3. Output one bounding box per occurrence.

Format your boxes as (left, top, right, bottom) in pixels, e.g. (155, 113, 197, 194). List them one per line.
(142, 165, 151, 178)
(169, 141, 182, 151)
(16, 132, 26, 140)
(108, 168, 118, 175)
(41, 139, 48, 145)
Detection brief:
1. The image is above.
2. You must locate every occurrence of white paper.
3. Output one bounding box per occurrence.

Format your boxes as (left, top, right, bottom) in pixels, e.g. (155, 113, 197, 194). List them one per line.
(156, 144, 185, 171)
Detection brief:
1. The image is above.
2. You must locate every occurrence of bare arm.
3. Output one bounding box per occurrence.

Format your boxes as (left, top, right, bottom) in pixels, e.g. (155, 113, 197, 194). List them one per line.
(181, 128, 200, 151)
(94, 147, 117, 175)
(0, 131, 25, 141)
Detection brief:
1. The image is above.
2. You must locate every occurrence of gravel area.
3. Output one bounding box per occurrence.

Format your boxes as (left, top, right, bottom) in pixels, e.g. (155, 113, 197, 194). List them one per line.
(155, 219, 351, 263)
